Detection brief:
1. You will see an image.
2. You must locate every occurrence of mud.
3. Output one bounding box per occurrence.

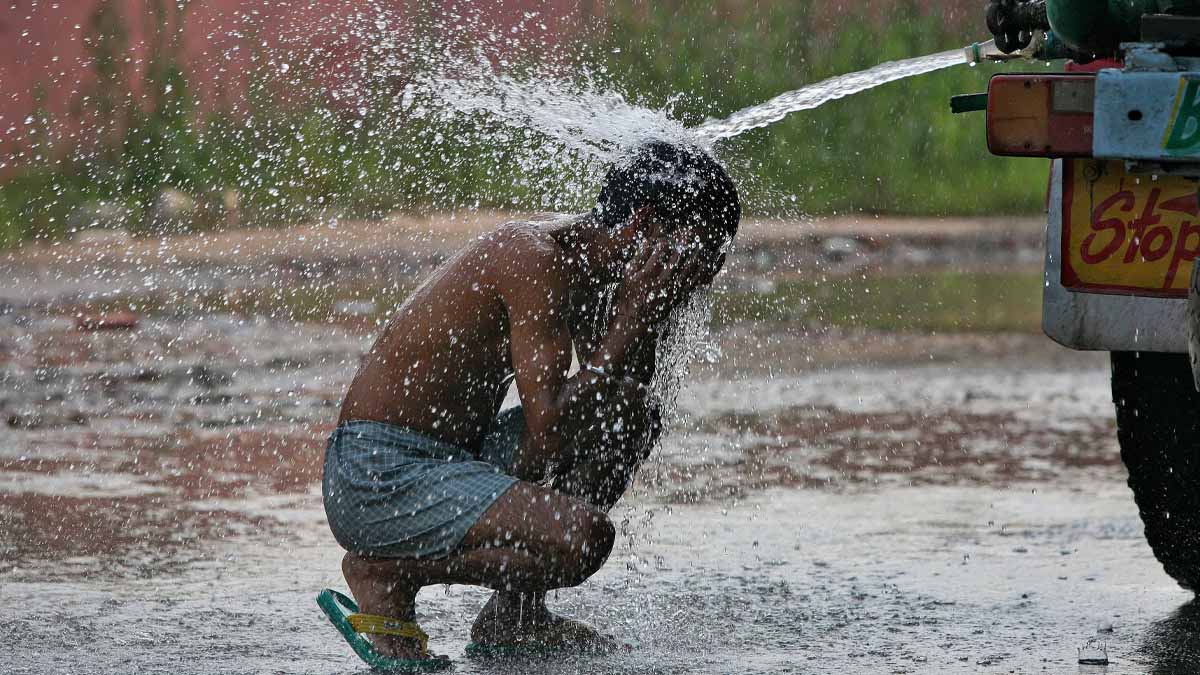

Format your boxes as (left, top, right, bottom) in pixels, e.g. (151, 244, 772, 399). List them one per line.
(0, 217, 1193, 673)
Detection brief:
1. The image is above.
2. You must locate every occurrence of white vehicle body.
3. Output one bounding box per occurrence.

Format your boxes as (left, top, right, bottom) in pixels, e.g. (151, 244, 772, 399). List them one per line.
(1029, 47, 1200, 387)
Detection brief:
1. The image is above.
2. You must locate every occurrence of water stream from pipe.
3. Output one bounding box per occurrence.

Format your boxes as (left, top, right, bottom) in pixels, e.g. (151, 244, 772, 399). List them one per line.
(693, 49, 966, 142)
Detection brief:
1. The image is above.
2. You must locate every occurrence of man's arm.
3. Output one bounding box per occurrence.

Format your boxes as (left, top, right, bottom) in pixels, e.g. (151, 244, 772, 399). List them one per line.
(563, 245, 724, 466)
(497, 238, 665, 479)
(615, 248, 725, 384)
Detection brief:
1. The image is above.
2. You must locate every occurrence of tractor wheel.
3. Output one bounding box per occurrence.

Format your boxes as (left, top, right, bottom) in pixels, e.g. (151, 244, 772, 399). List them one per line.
(1113, 351, 1200, 591)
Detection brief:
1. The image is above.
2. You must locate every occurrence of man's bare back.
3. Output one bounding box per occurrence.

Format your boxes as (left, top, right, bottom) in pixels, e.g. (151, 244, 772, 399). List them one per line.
(339, 224, 566, 448)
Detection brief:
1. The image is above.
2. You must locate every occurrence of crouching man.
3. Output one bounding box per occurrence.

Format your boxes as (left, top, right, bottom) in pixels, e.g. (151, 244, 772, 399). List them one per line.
(319, 141, 740, 666)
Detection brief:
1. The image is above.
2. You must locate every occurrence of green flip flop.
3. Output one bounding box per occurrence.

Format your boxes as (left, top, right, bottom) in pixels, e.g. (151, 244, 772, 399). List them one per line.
(316, 588, 452, 672)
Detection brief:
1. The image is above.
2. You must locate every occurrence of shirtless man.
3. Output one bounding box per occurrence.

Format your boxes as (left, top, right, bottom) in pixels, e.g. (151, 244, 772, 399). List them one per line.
(321, 141, 740, 663)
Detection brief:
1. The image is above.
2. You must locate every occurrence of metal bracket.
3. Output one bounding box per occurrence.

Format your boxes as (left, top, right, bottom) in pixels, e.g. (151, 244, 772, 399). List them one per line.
(950, 93, 988, 114)
(1142, 14, 1200, 52)
(1121, 42, 1181, 71)
(1124, 160, 1200, 177)
(1190, 262, 1200, 392)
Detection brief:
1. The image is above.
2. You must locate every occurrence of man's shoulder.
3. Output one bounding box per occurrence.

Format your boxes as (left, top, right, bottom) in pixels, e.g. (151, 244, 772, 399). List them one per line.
(485, 221, 560, 255)
(478, 222, 568, 286)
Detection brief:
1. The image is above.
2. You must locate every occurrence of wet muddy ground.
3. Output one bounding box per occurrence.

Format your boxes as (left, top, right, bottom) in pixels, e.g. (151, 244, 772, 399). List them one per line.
(2, 216, 1195, 673)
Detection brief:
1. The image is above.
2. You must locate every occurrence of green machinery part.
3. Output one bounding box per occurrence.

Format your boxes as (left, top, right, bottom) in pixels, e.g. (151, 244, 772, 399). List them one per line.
(1046, 0, 1200, 54)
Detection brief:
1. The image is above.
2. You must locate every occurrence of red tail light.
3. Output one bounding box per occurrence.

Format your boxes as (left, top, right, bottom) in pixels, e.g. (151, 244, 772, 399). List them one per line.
(986, 74, 1095, 157)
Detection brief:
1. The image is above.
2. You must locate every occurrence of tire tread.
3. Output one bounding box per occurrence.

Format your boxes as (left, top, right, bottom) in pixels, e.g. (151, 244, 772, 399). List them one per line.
(1113, 351, 1200, 591)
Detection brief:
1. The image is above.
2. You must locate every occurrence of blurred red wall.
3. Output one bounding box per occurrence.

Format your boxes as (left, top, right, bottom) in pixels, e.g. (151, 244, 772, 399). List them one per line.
(1, 0, 982, 163)
(0, 0, 578, 158)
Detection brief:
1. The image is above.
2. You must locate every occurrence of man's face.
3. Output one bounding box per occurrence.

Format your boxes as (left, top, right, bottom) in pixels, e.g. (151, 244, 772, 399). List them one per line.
(664, 224, 727, 282)
(609, 211, 727, 291)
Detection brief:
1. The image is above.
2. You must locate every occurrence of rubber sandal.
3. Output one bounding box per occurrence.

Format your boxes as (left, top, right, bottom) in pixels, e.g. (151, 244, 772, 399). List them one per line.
(316, 588, 452, 672)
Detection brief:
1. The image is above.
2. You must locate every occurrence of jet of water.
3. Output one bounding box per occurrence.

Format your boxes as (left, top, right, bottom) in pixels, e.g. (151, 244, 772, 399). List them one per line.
(410, 53, 692, 164)
(412, 45, 968, 168)
(693, 49, 965, 142)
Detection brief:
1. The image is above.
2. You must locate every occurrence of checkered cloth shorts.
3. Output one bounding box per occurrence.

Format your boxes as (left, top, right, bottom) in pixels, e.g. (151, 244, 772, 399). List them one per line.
(322, 408, 524, 559)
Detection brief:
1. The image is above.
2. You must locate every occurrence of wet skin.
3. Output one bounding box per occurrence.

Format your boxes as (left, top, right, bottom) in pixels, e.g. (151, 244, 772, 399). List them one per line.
(336, 209, 724, 658)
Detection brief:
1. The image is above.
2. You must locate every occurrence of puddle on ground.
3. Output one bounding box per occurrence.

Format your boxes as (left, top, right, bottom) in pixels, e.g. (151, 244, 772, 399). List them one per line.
(1, 306, 1120, 579)
(2, 482, 1192, 674)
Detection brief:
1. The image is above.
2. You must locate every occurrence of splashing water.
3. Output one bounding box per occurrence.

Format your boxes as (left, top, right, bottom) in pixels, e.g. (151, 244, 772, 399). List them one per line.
(409, 53, 692, 165)
(693, 49, 965, 142)
(651, 290, 716, 421)
(395, 47, 695, 213)
(410, 45, 965, 164)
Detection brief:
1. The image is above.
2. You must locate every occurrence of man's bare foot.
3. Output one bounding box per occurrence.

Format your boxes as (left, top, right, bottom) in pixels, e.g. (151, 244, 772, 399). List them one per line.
(470, 591, 617, 653)
(342, 552, 438, 660)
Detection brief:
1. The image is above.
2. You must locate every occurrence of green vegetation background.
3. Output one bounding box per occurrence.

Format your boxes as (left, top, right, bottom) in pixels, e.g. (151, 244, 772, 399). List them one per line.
(0, 1, 1049, 247)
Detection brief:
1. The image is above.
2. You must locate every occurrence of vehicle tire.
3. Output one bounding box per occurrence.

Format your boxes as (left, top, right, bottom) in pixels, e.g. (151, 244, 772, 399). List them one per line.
(1112, 351, 1200, 591)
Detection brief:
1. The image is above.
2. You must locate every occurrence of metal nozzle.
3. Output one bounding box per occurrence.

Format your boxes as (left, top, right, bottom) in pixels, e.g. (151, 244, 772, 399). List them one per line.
(963, 33, 1046, 64)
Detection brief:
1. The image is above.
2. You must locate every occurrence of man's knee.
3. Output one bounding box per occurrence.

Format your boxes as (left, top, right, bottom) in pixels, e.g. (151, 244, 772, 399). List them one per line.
(553, 511, 614, 587)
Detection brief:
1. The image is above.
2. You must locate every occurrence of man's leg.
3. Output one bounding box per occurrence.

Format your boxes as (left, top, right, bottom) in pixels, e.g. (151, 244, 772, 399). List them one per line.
(470, 380, 660, 648)
(342, 482, 615, 658)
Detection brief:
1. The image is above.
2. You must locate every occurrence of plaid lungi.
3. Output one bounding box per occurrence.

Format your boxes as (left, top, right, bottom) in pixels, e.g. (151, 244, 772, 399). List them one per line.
(322, 408, 524, 559)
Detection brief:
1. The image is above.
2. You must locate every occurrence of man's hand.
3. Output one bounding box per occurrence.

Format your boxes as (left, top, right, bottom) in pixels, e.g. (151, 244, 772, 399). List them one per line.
(614, 237, 715, 328)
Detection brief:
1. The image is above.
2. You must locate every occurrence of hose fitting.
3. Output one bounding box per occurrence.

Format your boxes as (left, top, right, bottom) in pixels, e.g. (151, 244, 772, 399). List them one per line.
(986, 0, 1050, 53)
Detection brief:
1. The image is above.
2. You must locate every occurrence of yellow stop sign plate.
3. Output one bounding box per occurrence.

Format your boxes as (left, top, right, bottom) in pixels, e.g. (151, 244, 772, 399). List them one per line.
(1062, 159, 1200, 298)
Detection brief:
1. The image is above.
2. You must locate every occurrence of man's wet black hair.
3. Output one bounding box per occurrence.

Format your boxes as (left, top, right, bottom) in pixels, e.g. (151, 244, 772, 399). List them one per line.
(594, 141, 740, 251)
